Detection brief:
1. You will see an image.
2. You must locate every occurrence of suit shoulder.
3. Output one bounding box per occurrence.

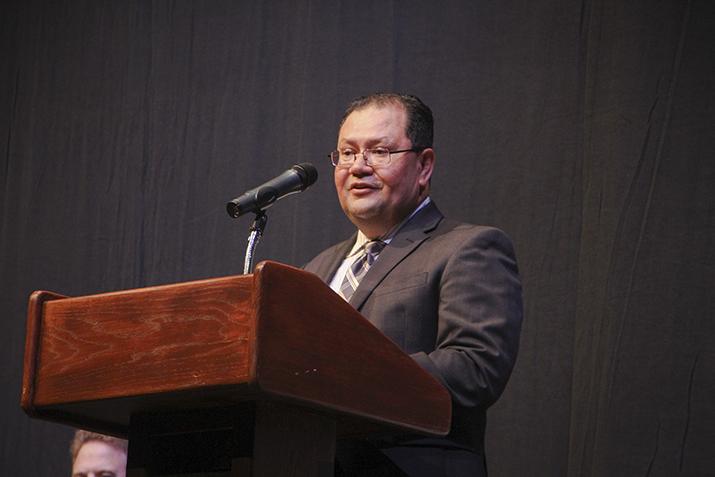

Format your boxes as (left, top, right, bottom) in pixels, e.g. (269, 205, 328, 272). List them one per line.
(437, 219, 514, 243)
(303, 236, 354, 274)
(308, 240, 347, 262)
(431, 220, 518, 262)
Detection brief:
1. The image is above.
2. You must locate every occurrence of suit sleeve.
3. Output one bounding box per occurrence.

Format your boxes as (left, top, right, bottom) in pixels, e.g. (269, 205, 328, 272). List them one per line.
(411, 227, 523, 409)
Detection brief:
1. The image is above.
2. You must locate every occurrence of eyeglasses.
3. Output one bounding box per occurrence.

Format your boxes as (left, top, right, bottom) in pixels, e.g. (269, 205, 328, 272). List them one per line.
(329, 147, 423, 168)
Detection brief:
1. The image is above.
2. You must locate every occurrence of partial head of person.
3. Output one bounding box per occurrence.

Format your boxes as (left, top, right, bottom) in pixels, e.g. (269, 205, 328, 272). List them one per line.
(70, 430, 127, 477)
(330, 93, 436, 239)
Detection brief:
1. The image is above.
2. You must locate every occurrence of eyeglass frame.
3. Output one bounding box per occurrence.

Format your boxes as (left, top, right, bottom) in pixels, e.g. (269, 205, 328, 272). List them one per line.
(328, 147, 425, 168)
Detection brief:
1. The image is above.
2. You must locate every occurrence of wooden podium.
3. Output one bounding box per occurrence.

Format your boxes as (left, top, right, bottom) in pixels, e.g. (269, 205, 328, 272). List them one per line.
(21, 261, 450, 476)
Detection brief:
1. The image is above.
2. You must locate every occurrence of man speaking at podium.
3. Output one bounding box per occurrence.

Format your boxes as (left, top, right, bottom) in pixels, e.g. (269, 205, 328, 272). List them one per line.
(304, 93, 523, 477)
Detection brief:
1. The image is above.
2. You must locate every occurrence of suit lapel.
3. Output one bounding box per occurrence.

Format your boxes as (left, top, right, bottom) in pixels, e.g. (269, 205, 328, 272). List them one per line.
(349, 202, 444, 310)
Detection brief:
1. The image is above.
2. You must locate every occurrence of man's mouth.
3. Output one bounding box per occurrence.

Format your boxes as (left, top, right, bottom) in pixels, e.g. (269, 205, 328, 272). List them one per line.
(350, 182, 378, 190)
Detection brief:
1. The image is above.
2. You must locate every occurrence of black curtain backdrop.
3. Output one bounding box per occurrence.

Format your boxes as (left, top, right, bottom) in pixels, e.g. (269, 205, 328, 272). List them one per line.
(1, 1, 713, 475)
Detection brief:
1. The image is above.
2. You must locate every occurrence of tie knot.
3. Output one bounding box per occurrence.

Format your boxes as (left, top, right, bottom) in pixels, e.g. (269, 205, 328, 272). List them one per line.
(362, 240, 386, 264)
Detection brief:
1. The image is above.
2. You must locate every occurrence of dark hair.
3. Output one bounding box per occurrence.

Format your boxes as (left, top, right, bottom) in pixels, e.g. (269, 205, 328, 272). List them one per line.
(341, 93, 434, 149)
(70, 430, 128, 462)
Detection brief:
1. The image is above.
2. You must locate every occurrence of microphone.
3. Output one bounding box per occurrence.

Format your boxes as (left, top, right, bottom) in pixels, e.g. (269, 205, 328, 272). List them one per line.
(226, 163, 318, 218)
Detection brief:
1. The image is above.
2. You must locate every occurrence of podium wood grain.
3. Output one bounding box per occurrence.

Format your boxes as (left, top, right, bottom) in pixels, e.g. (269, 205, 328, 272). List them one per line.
(21, 261, 451, 475)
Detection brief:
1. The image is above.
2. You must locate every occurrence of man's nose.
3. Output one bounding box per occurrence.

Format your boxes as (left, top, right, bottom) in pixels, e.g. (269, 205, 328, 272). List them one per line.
(348, 153, 373, 175)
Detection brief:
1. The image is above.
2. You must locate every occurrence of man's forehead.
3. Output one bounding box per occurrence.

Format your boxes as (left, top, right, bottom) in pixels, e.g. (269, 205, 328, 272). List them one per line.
(338, 104, 407, 142)
(73, 441, 125, 471)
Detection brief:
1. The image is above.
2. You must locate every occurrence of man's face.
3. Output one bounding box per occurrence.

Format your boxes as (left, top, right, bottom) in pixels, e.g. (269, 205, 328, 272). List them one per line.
(72, 441, 126, 477)
(334, 103, 434, 238)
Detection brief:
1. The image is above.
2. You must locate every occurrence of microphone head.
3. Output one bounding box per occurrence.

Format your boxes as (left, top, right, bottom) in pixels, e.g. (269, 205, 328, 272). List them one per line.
(226, 163, 319, 218)
(292, 162, 318, 189)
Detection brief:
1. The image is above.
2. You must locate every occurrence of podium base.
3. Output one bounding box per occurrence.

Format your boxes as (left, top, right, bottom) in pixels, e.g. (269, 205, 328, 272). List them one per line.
(127, 401, 336, 477)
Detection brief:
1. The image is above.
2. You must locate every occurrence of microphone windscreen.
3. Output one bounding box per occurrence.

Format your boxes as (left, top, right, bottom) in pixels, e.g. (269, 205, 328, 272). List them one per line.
(293, 163, 318, 188)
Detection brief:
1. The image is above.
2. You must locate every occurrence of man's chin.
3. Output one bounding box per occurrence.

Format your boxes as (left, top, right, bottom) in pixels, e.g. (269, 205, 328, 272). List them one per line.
(346, 208, 379, 221)
(343, 202, 383, 226)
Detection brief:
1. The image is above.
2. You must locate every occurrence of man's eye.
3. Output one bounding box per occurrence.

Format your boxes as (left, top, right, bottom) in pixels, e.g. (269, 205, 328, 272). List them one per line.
(340, 150, 356, 157)
(371, 148, 390, 156)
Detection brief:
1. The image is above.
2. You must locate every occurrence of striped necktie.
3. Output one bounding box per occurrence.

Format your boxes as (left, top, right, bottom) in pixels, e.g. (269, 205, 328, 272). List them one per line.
(339, 240, 386, 301)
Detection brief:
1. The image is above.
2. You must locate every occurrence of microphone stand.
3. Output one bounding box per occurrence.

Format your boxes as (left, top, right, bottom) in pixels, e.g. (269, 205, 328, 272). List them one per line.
(243, 211, 268, 275)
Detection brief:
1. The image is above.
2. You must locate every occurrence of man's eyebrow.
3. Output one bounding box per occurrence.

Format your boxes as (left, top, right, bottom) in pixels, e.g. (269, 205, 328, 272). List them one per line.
(338, 136, 392, 146)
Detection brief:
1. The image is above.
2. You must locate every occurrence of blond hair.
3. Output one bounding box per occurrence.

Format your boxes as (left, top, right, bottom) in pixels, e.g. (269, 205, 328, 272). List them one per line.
(70, 429, 128, 462)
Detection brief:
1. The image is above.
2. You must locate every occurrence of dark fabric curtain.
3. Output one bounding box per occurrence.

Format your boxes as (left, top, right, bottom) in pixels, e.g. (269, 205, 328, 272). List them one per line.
(1, 1, 712, 475)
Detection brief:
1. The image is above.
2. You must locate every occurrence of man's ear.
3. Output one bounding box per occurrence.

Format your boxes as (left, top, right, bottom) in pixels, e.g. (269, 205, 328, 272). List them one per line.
(417, 148, 435, 187)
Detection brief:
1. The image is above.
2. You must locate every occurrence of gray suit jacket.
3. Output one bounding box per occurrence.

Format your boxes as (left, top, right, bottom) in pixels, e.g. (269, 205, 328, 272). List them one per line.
(304, 201, 523, 469)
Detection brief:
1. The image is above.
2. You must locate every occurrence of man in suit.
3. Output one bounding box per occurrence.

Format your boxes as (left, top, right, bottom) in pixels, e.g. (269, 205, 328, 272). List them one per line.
(304, 93, 523, 477)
